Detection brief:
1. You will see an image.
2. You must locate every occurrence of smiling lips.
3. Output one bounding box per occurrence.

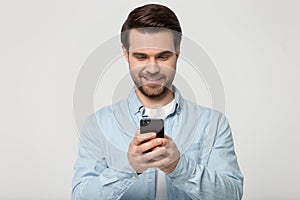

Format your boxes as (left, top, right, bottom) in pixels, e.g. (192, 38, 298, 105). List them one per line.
(142, 76, 165, 87)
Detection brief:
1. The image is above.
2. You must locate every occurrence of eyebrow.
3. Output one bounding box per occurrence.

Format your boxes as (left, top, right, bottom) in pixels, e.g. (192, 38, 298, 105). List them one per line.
(131, 50, 174, 57)
(156, 51, 174, 57)
(132, 52, 148, 57)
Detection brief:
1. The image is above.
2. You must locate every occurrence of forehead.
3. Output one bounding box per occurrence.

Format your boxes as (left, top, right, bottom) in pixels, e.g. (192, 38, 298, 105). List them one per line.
(128, 29, 175, 52)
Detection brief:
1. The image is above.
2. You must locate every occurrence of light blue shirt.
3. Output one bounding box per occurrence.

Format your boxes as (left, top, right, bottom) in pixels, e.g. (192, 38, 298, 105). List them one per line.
(72, 86, 243, 200)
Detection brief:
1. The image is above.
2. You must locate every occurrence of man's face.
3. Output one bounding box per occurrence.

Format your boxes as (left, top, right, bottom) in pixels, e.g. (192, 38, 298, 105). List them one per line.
(124, 29, 179, 98)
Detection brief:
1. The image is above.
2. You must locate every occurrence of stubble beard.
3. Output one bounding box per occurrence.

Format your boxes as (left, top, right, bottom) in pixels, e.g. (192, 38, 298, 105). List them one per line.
(138, 84, 169, 98)
(130, 65, 175, 98)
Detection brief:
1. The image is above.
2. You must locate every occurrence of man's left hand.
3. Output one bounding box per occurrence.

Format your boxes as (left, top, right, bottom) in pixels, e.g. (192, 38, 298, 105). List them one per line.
(158, 135, 180, 174)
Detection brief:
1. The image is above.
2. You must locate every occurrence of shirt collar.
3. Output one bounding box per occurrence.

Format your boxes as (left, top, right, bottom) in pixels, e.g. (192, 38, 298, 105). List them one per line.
(127, 85, 183, 116)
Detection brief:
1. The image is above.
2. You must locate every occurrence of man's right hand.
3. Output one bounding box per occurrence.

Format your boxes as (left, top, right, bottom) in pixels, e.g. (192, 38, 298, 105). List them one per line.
(127, 129, 168, 174)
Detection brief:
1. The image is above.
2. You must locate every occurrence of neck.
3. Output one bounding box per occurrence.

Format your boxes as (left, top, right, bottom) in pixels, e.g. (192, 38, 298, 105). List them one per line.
(135, 87, 174, 108)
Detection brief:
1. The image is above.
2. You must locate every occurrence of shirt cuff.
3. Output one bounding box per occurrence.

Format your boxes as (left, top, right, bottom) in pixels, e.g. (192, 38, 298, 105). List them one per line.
(100, 168, 139, 186)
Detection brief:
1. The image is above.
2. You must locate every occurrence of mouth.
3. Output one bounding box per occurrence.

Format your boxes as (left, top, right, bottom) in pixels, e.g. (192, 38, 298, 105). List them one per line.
(141, 76, 165, 86)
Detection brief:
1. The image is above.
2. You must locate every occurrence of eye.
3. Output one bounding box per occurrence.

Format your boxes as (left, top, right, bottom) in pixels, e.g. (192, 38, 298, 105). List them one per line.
(157, 55, 169, 61)
(132, 55, 148, 61)
(137, 56, 147, 61)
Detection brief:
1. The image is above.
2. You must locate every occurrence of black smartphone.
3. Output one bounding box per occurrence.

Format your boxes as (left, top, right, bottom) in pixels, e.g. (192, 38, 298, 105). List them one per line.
(140, 118, 164, 138)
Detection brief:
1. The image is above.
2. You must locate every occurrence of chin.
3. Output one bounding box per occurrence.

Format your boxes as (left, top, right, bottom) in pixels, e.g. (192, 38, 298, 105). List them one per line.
(139, 85, 168, 98)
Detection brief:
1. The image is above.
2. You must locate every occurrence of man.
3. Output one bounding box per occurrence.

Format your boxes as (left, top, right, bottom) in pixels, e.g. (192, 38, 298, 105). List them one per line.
(72, 3, 243, 200)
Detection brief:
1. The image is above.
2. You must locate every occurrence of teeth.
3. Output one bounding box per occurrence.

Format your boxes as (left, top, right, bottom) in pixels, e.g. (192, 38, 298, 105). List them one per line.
(146, 77, 161, 81)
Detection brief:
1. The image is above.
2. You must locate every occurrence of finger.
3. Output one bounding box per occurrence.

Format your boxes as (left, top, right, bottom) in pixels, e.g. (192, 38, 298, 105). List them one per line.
(150, 138, 168, 148)
(164, 134, 173, 142)
(149, 157, 171, 169)
(133, 129, 156, 145)
(142, 146, 167, 161)
(159, 138, 169, 146)
(146, 147, 167, 162)
(137, 138, 163, 153)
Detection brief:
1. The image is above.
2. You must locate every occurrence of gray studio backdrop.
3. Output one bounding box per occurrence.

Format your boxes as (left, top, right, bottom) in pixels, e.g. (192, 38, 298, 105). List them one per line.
(1, 1, 299, 199)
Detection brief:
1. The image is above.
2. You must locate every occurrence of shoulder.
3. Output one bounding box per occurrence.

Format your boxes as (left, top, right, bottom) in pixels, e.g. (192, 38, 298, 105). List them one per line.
(85, 98, 127, 127)
(181, 98, 230, 134)
(182, 98, 224, 119)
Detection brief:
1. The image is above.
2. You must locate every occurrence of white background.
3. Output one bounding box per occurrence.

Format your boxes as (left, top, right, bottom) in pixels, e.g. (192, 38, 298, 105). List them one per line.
(1, 0, 299, 199)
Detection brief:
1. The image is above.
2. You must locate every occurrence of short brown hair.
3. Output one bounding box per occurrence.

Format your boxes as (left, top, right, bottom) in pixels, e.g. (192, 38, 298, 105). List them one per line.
(121, 4, 182, 50)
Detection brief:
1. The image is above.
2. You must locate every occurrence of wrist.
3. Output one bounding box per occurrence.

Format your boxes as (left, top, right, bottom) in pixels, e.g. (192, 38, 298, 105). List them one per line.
(162, 157, 180, 174)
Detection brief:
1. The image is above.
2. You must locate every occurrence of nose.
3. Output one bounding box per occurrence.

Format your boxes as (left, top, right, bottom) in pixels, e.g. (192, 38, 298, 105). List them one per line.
(145, 57, 160, 74)
(145, 63, 160, 74)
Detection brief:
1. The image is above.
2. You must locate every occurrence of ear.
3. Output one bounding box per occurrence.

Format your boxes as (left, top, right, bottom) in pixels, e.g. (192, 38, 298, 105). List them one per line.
(122, 44, 129, 62)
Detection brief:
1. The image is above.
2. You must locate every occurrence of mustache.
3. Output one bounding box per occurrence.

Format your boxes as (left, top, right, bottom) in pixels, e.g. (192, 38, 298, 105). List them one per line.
(139, 73, 166, 80)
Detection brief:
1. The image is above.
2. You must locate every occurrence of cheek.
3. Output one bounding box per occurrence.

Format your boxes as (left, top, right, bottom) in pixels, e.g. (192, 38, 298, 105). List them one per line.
(164, 57, 177, 68)
(128, 58, 136, 70)
(162, 60, 177, 72)
(128, 58, 142, 70)
(128, 61, 142, 78)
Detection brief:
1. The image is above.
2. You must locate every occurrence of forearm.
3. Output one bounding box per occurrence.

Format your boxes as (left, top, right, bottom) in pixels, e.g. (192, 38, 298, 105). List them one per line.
(72, 168, 138, 200)
(168, 155, 243, 200)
